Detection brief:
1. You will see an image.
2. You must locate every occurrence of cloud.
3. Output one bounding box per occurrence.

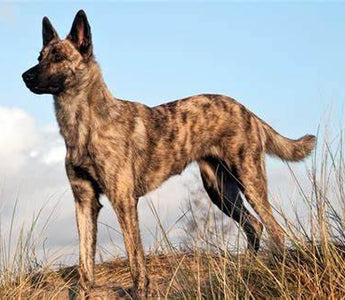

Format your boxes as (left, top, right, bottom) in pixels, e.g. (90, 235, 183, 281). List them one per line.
(0, 2, 17, 26)
(41, 145, 65, 165)
(0, 107, 39, 173)
(0, 107, 69, 250)
(0, 106, 66, 175)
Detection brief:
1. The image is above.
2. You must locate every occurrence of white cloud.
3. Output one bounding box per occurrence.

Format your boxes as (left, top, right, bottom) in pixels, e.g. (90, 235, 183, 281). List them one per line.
(0, 107, 39, 173)
(0, 2, 17, 25)
(40, 144, 65, 165)
(0, 107, 66, 174)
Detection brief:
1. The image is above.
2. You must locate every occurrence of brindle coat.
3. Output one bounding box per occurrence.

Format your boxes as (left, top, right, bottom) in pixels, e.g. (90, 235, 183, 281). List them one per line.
(22, 10, 316, 298)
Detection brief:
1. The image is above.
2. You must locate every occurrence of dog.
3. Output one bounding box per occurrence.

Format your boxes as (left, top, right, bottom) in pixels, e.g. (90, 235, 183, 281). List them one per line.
(22, 9, 316, 298)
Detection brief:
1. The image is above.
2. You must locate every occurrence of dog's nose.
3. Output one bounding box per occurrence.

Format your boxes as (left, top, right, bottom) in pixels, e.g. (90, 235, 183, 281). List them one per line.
(22, 70, 35, 82)
(22, 65, 40, 83)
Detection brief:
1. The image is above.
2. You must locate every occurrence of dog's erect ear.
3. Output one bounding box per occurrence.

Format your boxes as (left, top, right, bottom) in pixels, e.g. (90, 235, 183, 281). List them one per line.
(42, 17, 59, 47)
(67, 10, 93, 58)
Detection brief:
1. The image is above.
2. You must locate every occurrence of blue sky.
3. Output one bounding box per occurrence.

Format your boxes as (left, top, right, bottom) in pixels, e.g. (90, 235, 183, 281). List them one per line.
(1, 2, 345, 258)
(1, 2, 345, 132)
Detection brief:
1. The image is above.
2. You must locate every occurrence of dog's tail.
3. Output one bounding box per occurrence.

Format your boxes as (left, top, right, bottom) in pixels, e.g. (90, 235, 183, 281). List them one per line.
(259, 119, 316, 162)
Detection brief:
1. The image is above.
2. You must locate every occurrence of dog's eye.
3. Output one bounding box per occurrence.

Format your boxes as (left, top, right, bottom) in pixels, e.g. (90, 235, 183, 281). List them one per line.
(53, 54, 65, 63)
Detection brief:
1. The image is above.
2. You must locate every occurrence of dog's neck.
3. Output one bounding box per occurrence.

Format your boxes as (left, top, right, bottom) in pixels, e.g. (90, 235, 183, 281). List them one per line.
(53, 61, 116, 163)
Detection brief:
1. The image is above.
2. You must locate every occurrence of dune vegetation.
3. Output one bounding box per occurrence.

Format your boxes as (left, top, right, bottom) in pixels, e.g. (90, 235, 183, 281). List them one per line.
(1, 129, 345, 299)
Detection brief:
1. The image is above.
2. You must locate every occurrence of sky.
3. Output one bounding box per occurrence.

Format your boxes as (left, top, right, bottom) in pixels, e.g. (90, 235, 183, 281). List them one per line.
(0, 1, 345, 264)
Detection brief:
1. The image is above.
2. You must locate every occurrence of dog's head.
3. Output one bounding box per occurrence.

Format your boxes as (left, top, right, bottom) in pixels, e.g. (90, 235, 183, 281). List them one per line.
(22, 10, 93, 95)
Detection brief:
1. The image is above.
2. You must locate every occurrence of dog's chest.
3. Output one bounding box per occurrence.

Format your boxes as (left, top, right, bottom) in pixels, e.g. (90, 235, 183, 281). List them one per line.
(54, 96, 91, 166)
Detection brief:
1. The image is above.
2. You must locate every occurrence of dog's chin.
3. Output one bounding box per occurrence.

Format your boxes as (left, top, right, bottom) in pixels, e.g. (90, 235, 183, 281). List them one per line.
(25, 83, 62, 95)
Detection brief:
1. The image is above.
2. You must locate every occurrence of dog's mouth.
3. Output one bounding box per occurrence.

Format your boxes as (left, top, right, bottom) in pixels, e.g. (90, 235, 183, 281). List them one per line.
(23, 80, 62, 95)
(22, 66, 65, 95)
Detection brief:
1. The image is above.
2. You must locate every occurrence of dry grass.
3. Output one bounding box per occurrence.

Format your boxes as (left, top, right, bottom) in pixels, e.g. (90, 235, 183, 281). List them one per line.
(2, 242, 345, 299)
(1, 129, 345, 299)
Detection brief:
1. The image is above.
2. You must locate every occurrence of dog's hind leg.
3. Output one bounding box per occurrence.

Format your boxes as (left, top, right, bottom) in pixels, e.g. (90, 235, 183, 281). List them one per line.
(66, 164, 102, 292)
(198, 157, 263, 252)
(236, 155, 285, 251)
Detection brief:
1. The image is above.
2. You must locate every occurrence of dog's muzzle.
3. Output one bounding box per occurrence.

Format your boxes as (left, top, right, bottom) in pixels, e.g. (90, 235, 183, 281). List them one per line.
(22, 64, 65, 95)
(22, 65, 41, 93)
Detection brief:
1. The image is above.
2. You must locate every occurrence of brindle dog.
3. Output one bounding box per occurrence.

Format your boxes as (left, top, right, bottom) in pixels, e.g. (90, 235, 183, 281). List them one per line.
(22, 10, 316, 298)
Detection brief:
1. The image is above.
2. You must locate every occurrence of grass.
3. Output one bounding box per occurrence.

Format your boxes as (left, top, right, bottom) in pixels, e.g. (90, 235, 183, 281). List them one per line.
(1, 129, 345, 299)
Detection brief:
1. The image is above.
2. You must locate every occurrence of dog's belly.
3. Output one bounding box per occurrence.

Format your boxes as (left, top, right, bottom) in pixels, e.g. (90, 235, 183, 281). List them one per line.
(137, 161, 189, 197)
(135, 141, 223, 197)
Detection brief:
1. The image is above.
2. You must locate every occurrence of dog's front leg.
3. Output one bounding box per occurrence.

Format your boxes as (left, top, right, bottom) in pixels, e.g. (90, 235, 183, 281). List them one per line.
(112, 196, 149, 299)
(66, 163, 102, 293)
